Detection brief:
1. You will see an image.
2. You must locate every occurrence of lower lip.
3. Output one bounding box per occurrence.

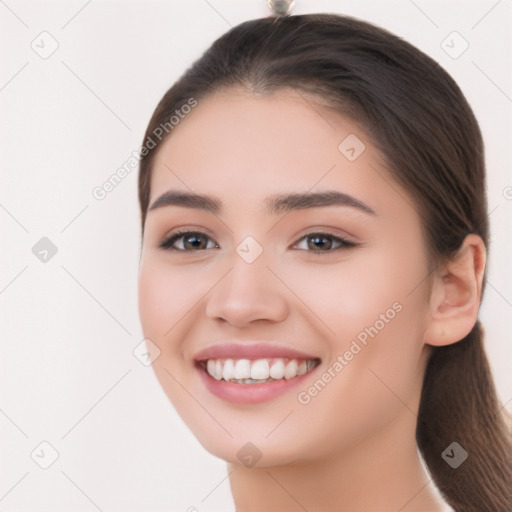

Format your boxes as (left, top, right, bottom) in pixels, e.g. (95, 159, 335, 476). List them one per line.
(196, 363, 319, 404)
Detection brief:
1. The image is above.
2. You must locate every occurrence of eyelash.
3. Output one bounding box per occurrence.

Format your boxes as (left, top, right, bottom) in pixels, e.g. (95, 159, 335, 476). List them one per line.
(158, 230, 357, 254)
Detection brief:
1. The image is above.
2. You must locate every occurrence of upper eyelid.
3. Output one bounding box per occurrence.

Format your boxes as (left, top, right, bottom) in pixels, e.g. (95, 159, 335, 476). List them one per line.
(161, 223, 355, 240)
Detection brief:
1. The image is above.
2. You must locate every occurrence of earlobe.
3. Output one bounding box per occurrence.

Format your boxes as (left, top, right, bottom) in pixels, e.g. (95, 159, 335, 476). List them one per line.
(423, 234, 486, 347)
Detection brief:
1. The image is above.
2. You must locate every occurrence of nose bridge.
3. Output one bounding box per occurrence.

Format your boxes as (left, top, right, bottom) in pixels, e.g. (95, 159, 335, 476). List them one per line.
(205, 234, 288, 325)
(221, 235, 273, 301)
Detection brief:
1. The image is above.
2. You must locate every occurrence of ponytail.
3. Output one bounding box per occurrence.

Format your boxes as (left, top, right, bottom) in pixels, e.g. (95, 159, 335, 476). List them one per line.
(417, 321, 512, 511)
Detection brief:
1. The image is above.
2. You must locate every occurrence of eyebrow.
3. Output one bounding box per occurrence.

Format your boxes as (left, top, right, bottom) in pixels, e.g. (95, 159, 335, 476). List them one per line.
(148, 189, 376, 216)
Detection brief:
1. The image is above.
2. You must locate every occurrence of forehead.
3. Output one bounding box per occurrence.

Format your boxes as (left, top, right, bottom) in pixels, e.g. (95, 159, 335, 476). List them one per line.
(153, 87, 373, 171)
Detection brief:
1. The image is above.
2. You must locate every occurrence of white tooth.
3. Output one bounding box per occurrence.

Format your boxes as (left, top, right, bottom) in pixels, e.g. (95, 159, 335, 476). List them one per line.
(269, 359, 285, 379)
(251, 359, 270, 380)
(284, 359, 298, 379)
(296, 360, 307, 376)
(234, 359, 251, 379)
(207, 359, 216, 377)
(222, 359, 235, 381)
(214, 360, 223, 380)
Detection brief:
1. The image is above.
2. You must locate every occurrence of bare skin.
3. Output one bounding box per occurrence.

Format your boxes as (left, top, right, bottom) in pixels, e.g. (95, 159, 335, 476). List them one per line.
(138, 87, 484, 511)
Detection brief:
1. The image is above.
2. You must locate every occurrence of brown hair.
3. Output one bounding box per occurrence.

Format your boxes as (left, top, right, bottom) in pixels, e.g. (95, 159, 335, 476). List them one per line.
(138, 13, 512, 511)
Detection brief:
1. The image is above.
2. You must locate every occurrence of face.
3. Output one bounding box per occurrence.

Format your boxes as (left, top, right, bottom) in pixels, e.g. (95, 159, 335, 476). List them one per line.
(138, 87, 433, 466)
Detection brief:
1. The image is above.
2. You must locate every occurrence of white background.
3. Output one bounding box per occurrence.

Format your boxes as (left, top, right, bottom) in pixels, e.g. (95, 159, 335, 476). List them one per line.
(1, 1, 511, 510)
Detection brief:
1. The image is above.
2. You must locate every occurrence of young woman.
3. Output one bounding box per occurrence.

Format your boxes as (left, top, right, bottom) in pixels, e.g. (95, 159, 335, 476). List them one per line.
(136, 13, 512, 512)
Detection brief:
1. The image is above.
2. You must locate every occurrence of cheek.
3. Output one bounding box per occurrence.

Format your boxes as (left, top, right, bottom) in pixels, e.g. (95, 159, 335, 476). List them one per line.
(137, 258, 200, 417)
(137, 258, 199, 344)
(280, 237, 428, 343)
(281, 280, 429, 459)
(280, 241, 429, 413)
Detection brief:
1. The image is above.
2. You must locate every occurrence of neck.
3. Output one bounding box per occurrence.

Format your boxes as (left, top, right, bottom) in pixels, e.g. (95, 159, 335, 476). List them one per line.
(227, 410, 450, 512)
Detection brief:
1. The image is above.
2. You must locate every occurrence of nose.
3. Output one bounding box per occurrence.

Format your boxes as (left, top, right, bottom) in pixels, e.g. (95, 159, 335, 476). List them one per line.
(205, 250, 289, 328)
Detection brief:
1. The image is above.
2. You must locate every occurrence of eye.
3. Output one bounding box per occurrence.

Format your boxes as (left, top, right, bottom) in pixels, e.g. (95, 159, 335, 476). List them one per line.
(159, 230, 218, 251)
(293, 231, 357, 253)
(159, 229, 356, 253)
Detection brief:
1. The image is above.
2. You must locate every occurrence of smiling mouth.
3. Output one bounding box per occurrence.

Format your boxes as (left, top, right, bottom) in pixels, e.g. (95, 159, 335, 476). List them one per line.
(196, 357, 321, 384)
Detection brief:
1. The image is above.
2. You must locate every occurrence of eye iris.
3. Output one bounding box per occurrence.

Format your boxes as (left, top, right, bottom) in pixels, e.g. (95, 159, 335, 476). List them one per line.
(307, 234, 332, 251)
(184, 233, 207, 250)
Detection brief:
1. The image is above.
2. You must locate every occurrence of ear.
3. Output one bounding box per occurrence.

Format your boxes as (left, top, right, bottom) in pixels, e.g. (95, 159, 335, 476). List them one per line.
(423, 234, 486, 347)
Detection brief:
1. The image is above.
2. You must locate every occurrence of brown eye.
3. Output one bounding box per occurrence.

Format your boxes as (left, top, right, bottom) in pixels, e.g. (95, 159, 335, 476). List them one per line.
(294, 232, 356, 253)
(159, 231, 218, 251)
(159, 230, 356, 253)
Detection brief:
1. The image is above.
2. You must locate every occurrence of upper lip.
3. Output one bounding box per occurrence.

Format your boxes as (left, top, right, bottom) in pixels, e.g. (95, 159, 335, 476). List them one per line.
(194, 342, 320, 361)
